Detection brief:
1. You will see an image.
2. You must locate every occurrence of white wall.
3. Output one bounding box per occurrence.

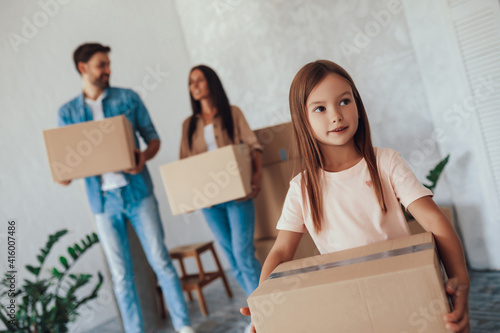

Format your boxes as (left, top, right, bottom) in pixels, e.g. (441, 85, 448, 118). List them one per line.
(1, 0, 498, 331)
(0, 0, 201, 331)
(174, 0, 451, 191)
(174, 0, 500, 269)
(403, 0, 500, 269)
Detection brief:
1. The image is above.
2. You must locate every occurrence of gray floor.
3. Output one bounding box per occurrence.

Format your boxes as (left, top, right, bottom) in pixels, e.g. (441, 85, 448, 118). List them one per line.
(468, 270, 500, 333)
(91, 269, 500, 333)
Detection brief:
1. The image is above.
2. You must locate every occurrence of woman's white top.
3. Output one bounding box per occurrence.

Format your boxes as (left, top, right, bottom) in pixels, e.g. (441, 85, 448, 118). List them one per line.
(204, 123, 218, 151)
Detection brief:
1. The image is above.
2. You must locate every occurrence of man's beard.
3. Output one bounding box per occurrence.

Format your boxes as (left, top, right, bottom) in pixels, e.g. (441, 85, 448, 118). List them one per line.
(91, 75, 110, 89)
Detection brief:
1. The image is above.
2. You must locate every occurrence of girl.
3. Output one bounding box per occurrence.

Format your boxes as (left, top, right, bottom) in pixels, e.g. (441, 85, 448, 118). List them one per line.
(180, 65, 263, 297)
(241, 60, 469, 333)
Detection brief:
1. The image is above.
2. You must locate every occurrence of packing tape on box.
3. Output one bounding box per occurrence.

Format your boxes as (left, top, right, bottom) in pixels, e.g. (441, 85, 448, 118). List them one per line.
(267, 242, 434, 280)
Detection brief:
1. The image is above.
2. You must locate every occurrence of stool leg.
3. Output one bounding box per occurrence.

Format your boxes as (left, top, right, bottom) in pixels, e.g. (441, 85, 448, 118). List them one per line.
(195, 285, 209, 316)
(176, 258, 192, 302)
(177, 257, 188, 279)
(210, 245, 233, 299)
(186, 290, 194, 302)
(194, 252, 205, 281)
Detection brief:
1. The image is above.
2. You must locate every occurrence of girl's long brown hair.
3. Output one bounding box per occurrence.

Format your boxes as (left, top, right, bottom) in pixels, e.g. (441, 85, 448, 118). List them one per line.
(289, 60, 387, 233)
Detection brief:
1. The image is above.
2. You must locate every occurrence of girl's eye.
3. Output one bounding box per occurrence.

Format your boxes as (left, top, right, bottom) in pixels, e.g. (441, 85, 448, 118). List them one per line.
(313, 106, 326, 113)
(340, 99, 351, 106)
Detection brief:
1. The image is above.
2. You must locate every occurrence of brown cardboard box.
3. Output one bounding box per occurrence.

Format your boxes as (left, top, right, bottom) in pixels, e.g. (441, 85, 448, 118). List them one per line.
(255, 238, 275, 264)
(408, 220, 426, 235)
(160, 144, 252, 215)
(254, 159, 300, 240)
(254, 122, 297, 167)
(43, 115, 136, 182)
(255, 233, 319, 265)
(248, 232, 452, 333)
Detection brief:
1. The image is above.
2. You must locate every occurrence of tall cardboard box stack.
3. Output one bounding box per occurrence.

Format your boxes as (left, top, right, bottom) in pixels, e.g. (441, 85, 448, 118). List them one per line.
(253, 123, 319, 263)
(43, 115, 136, 182)
(248, 232, 452, 333)
(160, 144, 252, 215)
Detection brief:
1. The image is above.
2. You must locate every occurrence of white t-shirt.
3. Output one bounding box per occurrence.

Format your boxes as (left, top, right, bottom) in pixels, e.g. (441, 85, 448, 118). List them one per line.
(204, 124, 218, 151)
(276, 148, 433, 254)
(85, 94, 128, 192)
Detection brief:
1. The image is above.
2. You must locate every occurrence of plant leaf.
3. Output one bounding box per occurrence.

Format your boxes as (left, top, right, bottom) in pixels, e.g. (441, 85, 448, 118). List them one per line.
(68, 247, 77, 260)
(52, 268, 63, 280)
(34, 229, 69, 272)
(59, 256, 69, 269)
(55, 230, 68, 238)
(92, 232, 99, 242)
(74, 243, 83, 253)
(74, 272, 104, 310)
(424, 154, 450, 192)
(26, 265, 41, 277)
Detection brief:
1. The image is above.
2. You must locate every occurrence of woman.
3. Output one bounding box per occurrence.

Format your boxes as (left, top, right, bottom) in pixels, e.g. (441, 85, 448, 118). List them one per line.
(179, 65, 263, 297)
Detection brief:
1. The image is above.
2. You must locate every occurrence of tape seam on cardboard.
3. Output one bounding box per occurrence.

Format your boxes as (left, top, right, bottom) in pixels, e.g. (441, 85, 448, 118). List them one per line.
(267, 242, 434, 280)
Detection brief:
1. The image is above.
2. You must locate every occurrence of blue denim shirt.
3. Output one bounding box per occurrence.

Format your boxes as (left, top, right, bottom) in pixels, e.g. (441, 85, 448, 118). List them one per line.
(58, 87, 160, 214)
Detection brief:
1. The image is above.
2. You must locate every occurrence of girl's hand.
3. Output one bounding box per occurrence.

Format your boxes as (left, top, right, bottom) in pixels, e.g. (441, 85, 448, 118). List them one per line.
(443, 277, 470, 333)
(240, 307, 256, 332)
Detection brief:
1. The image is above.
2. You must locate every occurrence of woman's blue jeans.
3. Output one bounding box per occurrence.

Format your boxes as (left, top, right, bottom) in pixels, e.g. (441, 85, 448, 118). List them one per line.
(202, 198, 261, 296)
(94, 189, 190, 332)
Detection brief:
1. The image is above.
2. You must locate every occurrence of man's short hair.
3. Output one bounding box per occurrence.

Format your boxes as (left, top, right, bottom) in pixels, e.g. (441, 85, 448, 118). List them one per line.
(73, 43, 111, 75)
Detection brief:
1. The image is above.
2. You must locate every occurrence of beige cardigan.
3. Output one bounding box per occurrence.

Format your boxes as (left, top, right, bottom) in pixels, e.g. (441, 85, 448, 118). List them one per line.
(179, 105, 263, 159)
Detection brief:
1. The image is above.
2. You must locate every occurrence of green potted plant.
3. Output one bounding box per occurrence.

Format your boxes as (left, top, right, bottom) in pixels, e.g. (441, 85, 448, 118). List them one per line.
(0, 229, 103, 332)
(404, 154, 450, 221)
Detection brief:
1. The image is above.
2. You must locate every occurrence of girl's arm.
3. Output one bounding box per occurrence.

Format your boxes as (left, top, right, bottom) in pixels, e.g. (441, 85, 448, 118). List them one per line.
(407, 196, 470, 333)
(241, 230, 303, 332)
(259, 230, 303, 283)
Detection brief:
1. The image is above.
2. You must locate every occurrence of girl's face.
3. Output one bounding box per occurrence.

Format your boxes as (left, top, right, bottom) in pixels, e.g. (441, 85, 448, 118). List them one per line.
(189, 69, 210, 101)
(306, 73, 359, 148)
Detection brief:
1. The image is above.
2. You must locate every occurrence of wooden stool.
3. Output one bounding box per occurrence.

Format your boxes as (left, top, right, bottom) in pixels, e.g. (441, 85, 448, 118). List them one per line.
(168, 241, 232, 316)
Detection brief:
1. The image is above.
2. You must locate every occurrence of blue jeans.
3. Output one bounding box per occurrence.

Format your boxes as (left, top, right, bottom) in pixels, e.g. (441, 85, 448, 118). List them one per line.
(95, 188, 189, 332)
(202, 199, 261, 296)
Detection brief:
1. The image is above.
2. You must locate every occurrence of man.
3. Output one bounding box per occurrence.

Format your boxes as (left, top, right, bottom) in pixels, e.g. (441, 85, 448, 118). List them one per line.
(57, 43, 194, 333)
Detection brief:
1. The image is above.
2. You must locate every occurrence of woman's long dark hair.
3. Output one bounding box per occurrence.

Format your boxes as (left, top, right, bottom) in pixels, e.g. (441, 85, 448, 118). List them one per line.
(188, 65, 234, 149)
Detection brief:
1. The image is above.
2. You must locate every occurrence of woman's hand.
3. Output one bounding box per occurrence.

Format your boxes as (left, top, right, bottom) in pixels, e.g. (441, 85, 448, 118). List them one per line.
(443, 277, 470, 333)
(250, 171, 262, 198)
(240, 307, 256, 332)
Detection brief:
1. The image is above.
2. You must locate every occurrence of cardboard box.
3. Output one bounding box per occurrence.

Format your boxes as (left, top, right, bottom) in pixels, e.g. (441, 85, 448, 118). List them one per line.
(160, 144, 252, 215)
(255, 233, 319, 265)
(408, 220, 426, 235)
(248, 232, 452, 333)
(255, 238, 275, 264)
(254, 159, 300, 239)
(43, 115, 136, 182)
(254, 122, 297, 166)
